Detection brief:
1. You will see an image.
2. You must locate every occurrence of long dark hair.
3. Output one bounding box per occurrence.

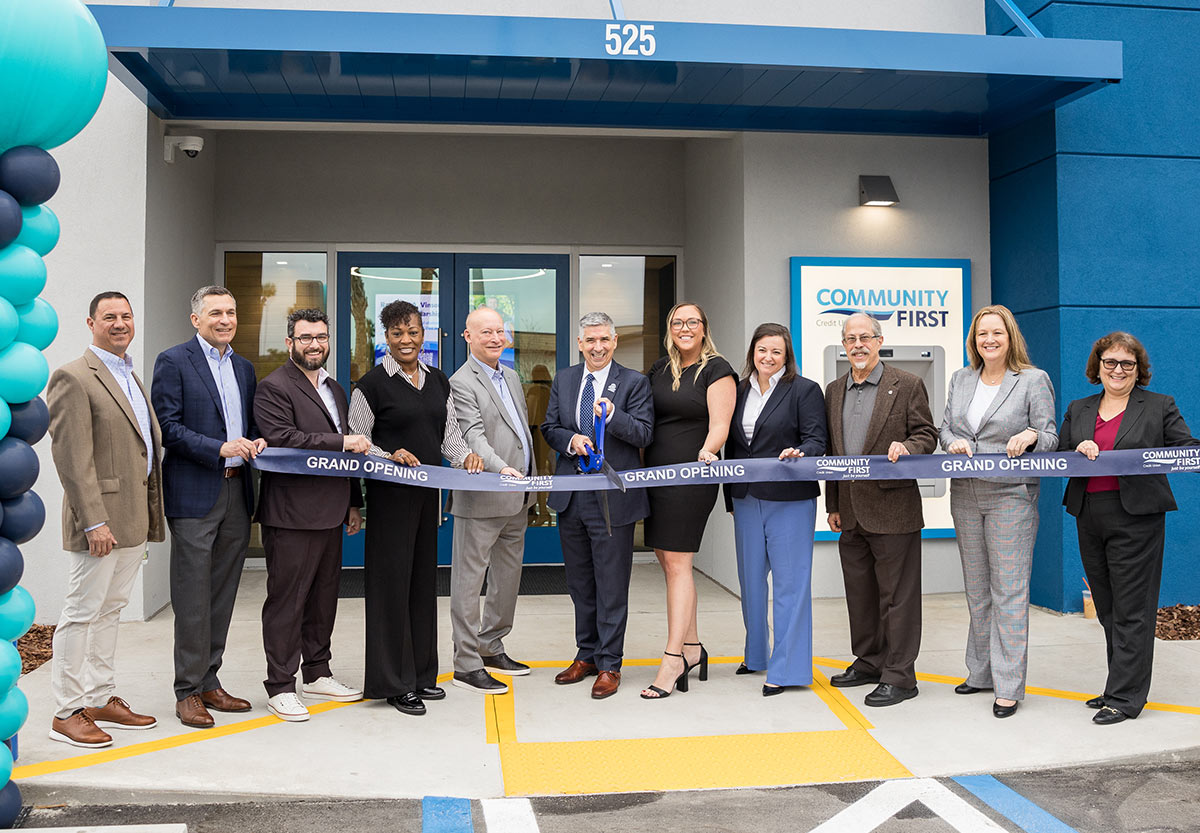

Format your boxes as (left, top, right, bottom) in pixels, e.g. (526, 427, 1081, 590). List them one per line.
(741, 323, 798, 384)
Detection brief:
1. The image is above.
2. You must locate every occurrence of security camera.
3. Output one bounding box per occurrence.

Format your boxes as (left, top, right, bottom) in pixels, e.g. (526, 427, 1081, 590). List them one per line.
(164, 135, 204, 163)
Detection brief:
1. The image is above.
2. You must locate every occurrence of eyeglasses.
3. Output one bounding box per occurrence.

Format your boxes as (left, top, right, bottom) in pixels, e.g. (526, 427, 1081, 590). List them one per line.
(670, 318, 702, 331)
(291, 334, 330, 345)
(1100, 358, 1136, 372)
(842, 334, 881, 345)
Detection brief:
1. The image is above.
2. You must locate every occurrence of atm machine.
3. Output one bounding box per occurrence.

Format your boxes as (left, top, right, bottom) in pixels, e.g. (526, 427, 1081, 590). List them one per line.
(823, 344, 947, 498)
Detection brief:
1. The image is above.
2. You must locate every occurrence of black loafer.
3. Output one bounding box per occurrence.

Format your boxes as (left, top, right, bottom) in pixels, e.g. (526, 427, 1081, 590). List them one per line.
(387, 693, 426, 716)
(1085, 696, 1105, 710)
(482, 653, 531, 676)
(863, 683, 918, 707)
(762, 684, 786, 697)
(830, 667, 882, 688)
(452, 669, 509, 694)
(993, 700, 1019, 718)
(735, 663, 758, 676)
(418, 686, 446, 701)
(955, 682, 992, 695)
(1093, 706, 1130, 725)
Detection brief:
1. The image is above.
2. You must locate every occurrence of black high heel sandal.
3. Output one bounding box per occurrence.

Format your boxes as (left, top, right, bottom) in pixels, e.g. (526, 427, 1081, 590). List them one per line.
(684, 642, 709, 682)
(640, 651, 689, 699)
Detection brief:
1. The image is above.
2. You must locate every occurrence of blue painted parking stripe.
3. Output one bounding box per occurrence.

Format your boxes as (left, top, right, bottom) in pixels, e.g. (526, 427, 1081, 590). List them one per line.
(953, 775, 1079, 833)
(422, 796, 473, 833)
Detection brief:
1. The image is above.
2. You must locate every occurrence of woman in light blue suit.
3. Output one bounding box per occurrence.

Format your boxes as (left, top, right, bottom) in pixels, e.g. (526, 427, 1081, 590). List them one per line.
(940, 305, 1057, 719)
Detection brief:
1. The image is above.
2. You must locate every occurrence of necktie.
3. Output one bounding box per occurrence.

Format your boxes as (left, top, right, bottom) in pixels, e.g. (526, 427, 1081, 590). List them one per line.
(579, 373, 595, 441)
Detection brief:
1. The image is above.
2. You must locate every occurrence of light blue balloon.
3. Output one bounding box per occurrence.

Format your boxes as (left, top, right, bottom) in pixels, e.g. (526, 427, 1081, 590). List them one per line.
(14, 205, 58, 256)
(0, 298, 15, 350)
(0, 0, 108, 151)
(0, 244, 45, 306)
(0, 642, 18, 692)
(0, 687, 28, 741)
(0, 400, 9, 439)
(0, 342, 49, 404)
(14, 298, 57, 351)
(0, 586, 34, 641)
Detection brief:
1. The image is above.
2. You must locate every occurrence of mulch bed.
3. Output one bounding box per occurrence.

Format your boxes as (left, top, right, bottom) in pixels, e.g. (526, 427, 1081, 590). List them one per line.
(1156, 605, 1200, 640)
(17, 624, 54, 675)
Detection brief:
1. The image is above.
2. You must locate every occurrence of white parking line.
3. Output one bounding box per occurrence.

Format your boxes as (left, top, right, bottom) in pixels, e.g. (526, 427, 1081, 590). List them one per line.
(481, 798, 541, 833)
(809, 778, 1009, 832)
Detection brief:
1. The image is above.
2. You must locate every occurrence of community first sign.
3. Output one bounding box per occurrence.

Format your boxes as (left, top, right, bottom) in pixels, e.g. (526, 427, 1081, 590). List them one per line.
(790, 256, 972, 539)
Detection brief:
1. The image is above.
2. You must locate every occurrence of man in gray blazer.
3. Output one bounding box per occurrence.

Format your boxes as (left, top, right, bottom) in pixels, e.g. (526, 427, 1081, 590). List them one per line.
(446, 307, 536, 694)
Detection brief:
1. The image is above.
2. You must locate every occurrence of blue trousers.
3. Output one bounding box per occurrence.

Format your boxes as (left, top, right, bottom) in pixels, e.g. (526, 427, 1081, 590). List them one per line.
(732, 496, 816, 686)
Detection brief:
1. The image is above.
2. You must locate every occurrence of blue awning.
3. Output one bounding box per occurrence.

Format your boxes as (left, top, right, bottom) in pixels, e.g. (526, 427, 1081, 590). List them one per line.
(88, 5, 1122, 136)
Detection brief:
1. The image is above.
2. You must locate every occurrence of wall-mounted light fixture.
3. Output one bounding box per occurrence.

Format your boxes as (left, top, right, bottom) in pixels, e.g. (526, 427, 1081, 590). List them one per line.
(859, 175, 899, 207)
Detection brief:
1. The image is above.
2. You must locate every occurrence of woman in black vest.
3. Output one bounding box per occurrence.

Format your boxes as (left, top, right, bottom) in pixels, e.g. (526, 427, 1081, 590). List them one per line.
(348, 301, 482, 716)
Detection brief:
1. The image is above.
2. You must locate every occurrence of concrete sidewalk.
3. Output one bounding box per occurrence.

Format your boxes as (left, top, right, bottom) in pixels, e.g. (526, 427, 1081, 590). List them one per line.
(11, 564, 1200, 799)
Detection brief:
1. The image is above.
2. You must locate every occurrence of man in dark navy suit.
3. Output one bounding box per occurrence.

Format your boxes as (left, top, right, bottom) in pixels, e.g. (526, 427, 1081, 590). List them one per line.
(541, 311, 654, 699)
(152, 286, 265, 729)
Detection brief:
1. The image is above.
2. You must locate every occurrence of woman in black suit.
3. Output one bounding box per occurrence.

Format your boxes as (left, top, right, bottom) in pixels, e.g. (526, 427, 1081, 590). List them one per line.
(724, 323, 827, 696)
(1059, 332, 1198, 725)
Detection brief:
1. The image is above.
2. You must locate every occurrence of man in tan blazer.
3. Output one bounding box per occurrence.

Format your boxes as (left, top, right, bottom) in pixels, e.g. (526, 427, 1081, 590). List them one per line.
(824, 312, 937, 708)
(46, 291, 165, 748)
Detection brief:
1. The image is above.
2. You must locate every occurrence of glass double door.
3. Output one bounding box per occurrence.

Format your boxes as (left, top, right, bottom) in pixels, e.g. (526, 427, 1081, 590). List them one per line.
(336, 252, 570, 567)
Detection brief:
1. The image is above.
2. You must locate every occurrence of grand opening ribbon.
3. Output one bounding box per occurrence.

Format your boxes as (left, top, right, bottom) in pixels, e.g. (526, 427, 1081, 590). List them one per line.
(251, 446, 1200, 493)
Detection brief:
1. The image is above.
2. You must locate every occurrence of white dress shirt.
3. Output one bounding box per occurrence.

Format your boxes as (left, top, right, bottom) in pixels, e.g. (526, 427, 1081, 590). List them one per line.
(314, 367, 343, 432)
(741, 367, 784, 443)
(196, 334, 245, 468)
(966, 377, 1001, 433)
(574, 361, 614, 434)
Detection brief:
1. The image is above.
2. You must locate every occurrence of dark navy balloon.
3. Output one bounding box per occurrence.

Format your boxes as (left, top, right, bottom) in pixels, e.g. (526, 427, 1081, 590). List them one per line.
(7, 396, 48, 445)
(0, 491, 43, 544)
(0, 538, 23, 596)
(0, 147, 60, 207)
(0, 776, 18, 827)
(0, 439, 37, 499)
(0, 192, 19, 249)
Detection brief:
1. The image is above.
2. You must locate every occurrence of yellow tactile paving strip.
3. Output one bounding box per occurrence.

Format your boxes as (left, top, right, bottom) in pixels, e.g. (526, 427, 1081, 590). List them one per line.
(13, 659, 1200, 793)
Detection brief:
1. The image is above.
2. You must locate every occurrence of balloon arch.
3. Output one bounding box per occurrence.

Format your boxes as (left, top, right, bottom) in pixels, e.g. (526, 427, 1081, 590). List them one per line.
(0, 0, 110, 825)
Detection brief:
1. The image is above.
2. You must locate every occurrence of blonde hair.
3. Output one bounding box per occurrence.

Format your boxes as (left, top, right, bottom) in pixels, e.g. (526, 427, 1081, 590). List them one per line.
(966, 304, 1034, 372)
(663, 302, 721, 391)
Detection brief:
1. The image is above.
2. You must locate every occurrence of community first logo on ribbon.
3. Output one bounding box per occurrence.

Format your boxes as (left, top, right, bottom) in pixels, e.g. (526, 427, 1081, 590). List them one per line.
(252, 447, 1200, 493)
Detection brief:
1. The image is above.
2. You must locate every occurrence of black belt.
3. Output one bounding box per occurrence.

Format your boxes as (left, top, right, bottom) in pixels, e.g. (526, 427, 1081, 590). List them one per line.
(224, 466, 243, 479)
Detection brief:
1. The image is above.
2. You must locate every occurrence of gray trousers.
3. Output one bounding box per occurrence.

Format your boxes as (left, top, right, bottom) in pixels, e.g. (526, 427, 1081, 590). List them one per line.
(950, 478, 1039, 701)
(168, 478, 251, 700)
(450, 511, 527, 674)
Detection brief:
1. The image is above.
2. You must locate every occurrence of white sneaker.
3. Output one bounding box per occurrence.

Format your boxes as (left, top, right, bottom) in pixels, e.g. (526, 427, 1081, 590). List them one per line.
(302, 676, 363, 702)
(266, 692, 310, 722)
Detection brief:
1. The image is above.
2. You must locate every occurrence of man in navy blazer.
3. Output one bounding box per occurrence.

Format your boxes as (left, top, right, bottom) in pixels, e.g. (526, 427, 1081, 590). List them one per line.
(151, 286, 265, 729)
(541, 311, 653, 699)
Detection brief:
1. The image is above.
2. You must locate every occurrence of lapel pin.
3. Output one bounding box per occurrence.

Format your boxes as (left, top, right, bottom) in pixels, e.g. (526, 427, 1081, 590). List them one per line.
(888, 390, 894, 395)
(607, 383, 616, 393)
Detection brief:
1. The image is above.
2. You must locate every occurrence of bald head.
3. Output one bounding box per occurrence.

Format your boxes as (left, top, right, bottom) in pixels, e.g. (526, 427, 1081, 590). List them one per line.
(841, 312, 881, 340)
(464, 306, 508, 368)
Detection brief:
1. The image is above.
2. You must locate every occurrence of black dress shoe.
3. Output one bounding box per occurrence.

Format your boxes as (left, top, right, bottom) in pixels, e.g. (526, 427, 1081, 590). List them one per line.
(482, 652, 531, 676)
(386, 693, 426, 716)
(830, 667, 882, 688)
(1093, 706, 1130, 725)
(993, 700, 1019, 718)
(863, 683, 918, 707)
(955, 682, 992, 695)
(763, 684, 789, 697)
(452, 669, 509, 694)
(418, 686, 446, 701)
(1085, 696, 1105, 710)
(735, 663, 758, 676)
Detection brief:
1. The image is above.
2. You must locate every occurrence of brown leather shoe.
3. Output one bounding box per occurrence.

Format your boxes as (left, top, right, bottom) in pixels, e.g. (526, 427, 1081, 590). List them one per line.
(176, 694, 215, 728)
(554, 660, 599, 685)
(202, 688, 252, 713)
(591, 670, 621, 699)
(84, 696, 156, 730)
(49, 709, 113, 748)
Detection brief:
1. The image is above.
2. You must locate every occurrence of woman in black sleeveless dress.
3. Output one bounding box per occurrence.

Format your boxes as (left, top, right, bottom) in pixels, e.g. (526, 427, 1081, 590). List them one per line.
(641, 303, 737, 699)
(348, 301, 482, 716)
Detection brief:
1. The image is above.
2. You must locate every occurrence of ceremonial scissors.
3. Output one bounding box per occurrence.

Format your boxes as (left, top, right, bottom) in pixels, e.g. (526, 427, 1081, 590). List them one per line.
(578, 401, 627, 535)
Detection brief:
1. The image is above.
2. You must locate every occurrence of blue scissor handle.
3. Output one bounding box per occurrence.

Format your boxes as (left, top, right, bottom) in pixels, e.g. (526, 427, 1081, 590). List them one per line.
(579, 401, 606, 473)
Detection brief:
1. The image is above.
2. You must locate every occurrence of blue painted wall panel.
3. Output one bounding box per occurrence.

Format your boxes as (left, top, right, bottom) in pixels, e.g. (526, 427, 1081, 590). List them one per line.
(988, 110, 1056, 181)
(989, 156, 1060, 314)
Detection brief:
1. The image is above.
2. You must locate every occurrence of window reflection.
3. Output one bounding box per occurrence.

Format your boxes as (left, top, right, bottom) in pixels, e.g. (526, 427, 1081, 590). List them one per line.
(578, 255, 676, 373)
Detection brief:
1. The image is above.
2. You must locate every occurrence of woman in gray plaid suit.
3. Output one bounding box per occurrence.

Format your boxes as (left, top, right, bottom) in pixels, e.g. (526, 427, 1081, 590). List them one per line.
(940, 305, 1058, 718)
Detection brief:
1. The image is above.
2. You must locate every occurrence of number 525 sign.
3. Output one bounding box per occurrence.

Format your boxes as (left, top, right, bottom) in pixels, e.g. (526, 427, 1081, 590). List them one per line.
(604, 23, 657, 56)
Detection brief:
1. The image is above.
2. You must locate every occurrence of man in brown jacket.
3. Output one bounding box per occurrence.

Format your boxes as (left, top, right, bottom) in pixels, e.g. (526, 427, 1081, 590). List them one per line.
(46, 291, 165, 748)
(824, 312, 937, 707)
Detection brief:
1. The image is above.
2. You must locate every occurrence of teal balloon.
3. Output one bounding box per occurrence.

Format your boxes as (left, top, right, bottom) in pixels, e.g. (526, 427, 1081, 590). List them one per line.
(0, 0, 108, 151)
(0, 740, 12, 786)
(0, 342, 49, 403)
(14, 205, 59, 256)
(0, 400, 9, 439)
(0, 586, 34, 641)
(0, 298, 15, 350)
(0, 244, 46, 306)
(15, 298, 57, 351)
(0, 687, 28, 741)
(0, 643, 17, 695)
